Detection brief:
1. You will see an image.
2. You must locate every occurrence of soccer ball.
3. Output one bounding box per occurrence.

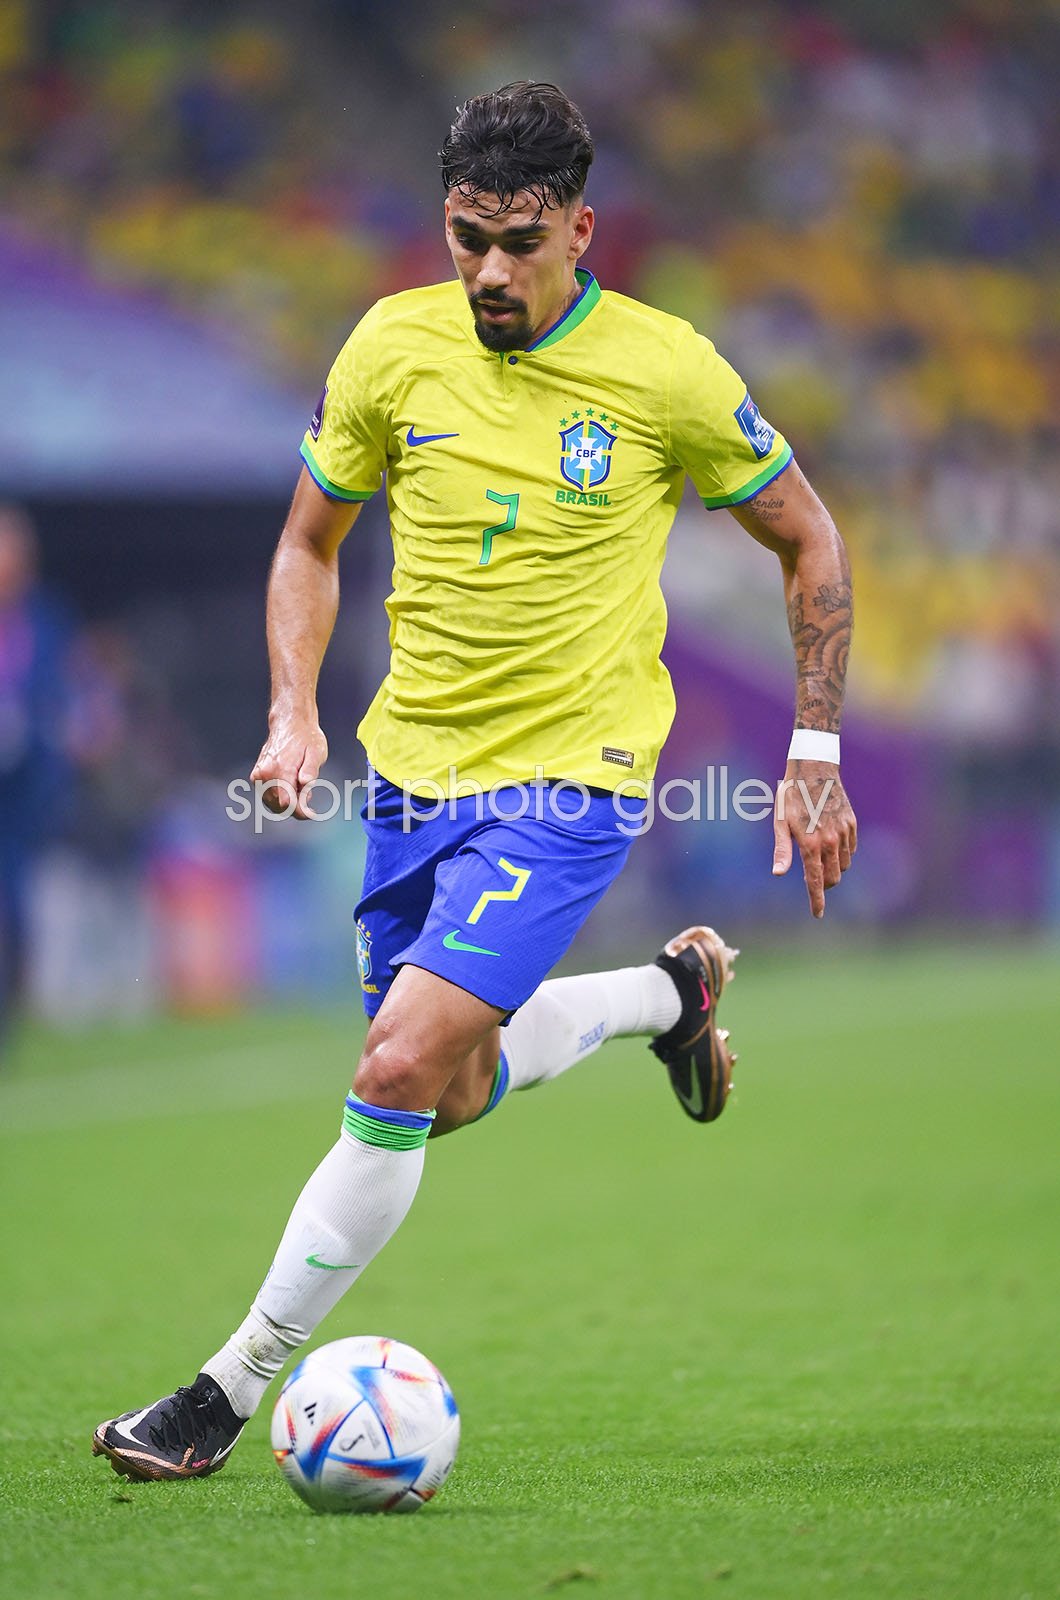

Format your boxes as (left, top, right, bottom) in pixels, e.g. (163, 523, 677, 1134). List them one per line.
(270, 1336, 460, 1514)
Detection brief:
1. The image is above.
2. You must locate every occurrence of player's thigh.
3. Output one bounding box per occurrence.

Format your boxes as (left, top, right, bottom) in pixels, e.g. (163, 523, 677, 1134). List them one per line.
(390, 784, 639, 1016)
(354, 772, 456, 1021)
(354, 963, 505, 1111)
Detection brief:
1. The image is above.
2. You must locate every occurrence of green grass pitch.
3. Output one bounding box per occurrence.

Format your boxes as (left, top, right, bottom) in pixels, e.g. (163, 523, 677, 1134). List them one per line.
(1, 940, 1057, 1600)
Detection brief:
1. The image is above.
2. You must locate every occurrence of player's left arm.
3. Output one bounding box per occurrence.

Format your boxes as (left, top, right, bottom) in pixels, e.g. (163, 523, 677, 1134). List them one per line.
(728, 460, 857, 918)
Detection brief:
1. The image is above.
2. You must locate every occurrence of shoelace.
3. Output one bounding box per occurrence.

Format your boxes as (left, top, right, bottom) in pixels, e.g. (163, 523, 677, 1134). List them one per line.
(148, 1386, 225, 1455)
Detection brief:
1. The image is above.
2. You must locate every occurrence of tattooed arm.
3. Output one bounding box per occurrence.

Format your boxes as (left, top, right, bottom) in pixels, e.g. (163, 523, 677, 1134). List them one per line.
(728, 462, 857, 917)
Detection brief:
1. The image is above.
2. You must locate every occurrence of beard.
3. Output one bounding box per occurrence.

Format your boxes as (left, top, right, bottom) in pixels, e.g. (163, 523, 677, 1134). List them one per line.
(469, 291, 533, 352)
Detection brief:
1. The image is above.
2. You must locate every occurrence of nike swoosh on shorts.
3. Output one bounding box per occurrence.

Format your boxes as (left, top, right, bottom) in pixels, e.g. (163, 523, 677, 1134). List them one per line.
(442, 929, 500, 956)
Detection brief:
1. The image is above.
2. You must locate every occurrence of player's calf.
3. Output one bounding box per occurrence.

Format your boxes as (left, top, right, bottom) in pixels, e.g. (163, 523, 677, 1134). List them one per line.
(430, 1037, 506, 1135)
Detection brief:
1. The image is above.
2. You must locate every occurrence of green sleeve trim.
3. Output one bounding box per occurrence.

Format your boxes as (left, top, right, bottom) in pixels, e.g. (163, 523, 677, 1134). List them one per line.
(701, 444, 793, 509)
(300, 440, 376, 502)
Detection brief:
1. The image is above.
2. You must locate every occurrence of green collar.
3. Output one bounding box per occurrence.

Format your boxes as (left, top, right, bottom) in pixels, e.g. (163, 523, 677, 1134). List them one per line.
(525, 267, 601, 352)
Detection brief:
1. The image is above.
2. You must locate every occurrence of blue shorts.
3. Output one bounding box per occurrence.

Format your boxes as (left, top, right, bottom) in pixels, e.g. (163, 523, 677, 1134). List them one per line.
(354, 772, 640, 1017)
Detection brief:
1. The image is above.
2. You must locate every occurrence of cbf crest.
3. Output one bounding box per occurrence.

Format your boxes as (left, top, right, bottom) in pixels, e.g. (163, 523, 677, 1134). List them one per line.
(559, 418, 617, 492)
(356, 919, 374, 991)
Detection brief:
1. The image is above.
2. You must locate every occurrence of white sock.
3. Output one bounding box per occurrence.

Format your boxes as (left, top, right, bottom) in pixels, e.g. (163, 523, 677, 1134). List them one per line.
(502, 964, 680, 1092)
(203, 1099, 430, 1418)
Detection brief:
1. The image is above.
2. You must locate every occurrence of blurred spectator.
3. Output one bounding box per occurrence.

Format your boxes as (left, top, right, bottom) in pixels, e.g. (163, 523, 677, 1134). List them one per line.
(0, 505, 72, 1043)
(30, 620, 195, 1024)
(65, 622, 192, 865)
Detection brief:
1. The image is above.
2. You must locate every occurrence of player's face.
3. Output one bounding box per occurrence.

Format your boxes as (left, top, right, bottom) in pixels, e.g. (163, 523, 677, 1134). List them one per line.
(445, 190, 594, 353)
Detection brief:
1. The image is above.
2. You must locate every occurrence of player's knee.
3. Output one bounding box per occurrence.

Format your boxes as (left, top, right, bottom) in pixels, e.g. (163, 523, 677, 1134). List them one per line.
(353, 1034, 434, 1111)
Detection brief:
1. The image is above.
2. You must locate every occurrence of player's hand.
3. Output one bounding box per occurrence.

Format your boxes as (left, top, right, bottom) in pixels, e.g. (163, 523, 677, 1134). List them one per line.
(772, 759, 857, 919)
(250, 712, 329, 821)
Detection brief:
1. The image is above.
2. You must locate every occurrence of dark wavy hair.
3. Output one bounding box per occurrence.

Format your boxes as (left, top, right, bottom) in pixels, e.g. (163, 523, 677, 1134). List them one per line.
(439, 81, 594, 214)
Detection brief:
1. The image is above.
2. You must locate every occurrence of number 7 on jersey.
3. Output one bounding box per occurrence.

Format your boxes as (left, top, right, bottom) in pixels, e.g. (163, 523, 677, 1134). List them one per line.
(480, 490, 519, 566)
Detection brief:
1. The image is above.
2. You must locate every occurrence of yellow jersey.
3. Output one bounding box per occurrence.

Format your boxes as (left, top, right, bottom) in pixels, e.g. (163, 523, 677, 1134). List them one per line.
(300, 269, 792, 795)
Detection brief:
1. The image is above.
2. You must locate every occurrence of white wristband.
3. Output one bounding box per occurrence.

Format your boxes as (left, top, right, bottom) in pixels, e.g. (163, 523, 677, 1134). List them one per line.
(788, 728, 840, 764)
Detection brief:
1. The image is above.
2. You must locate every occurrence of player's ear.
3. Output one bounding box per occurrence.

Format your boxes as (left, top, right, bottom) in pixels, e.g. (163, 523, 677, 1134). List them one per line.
(569, 202, 594, 261)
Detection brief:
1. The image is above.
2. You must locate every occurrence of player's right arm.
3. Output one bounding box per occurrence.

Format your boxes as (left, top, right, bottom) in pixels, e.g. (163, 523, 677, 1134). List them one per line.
(255, 303, 389, 817)
(251, 471, 363, 819)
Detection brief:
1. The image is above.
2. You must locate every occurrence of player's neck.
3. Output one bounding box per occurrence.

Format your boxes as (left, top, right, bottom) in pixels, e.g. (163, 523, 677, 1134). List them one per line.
(529, 273, 581, 345)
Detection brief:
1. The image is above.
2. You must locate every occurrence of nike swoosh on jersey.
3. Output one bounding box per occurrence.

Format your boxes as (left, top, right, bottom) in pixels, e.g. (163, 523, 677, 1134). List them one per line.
(305, 1253, 361, 1271)
(442, 929, 500, 956)
(407, 426, 460, 447)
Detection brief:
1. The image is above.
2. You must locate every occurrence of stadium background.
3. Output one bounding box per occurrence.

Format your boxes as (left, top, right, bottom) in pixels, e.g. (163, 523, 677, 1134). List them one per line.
(2, 6, 1058, 1598)
(1, 0, 1056, 1026)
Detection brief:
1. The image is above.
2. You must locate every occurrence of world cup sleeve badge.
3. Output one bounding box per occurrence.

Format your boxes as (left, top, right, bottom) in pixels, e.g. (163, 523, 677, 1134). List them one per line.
(310, 385, 328, 441)
(733, 392, 776, 459)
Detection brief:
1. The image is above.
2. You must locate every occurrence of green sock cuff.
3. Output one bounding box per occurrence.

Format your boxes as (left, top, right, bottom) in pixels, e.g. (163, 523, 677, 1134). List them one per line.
(342, 1093, 434, 1151)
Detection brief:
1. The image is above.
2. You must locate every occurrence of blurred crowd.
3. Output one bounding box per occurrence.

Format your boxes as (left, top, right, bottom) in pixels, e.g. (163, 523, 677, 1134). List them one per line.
(2, 0, 1056, 725)
(0, 2, 1057, 1025)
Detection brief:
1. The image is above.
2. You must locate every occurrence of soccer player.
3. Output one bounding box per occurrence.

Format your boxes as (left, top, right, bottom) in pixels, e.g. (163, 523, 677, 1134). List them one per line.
(93, 82, 855, 1480)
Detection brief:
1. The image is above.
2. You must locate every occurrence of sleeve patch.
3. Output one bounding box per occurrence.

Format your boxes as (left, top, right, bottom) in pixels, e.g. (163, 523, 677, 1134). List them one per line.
(309, 384, 327, 441)
(734, 392, 776, 460)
